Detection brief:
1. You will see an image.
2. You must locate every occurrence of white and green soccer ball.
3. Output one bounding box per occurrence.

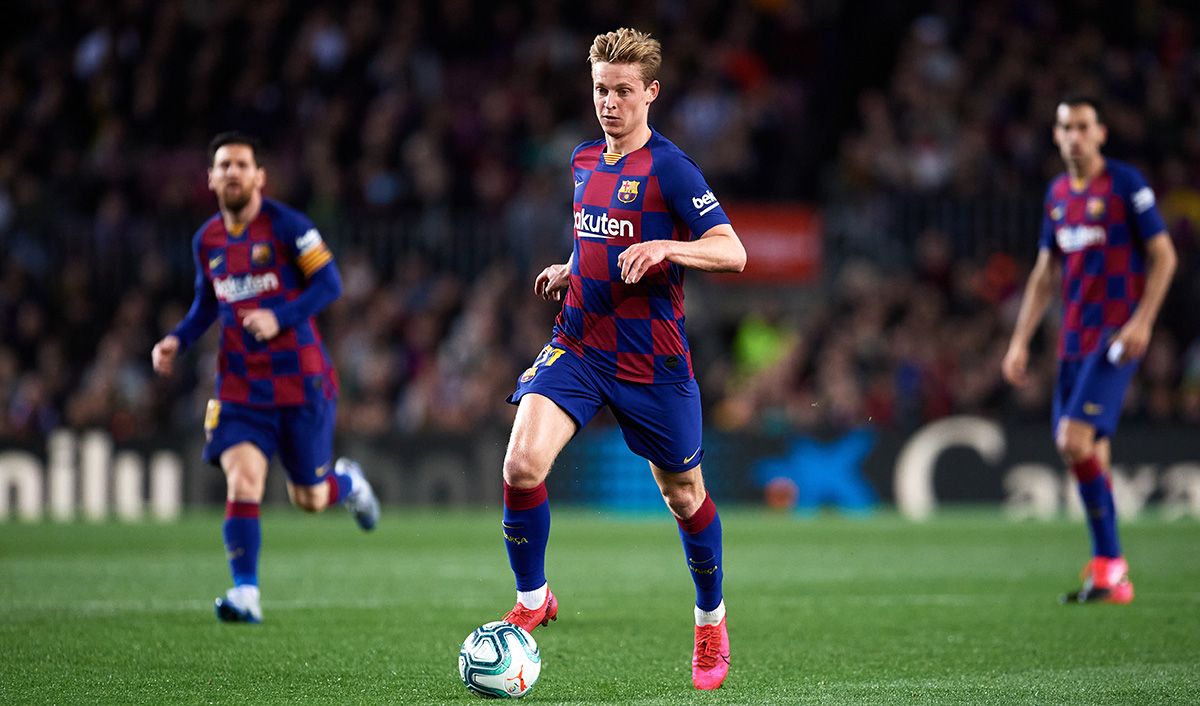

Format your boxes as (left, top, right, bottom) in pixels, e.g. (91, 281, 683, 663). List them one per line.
(458, 621, 542, 698)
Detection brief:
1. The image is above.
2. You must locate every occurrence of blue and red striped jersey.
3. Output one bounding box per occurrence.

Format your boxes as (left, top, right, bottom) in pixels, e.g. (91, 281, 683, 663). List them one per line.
(1039, 158, 1168, 360)
(552, 129, 730, 384)
(186, 198, 339, 406)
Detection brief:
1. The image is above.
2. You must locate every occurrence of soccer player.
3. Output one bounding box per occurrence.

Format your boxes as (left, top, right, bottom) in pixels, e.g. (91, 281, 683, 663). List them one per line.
(151, 132, 380, 624)
(1003, 96, 1176, 604)
(495, 29, 746, 690)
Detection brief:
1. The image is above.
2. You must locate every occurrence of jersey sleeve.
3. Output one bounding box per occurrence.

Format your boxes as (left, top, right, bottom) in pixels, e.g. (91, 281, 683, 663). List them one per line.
(170, 228, 219, 350)
(270, 207, 342, 329)
(656, 153, 731, 240)
(1038, 184, 1058, 253)
(1121, 167, 1168, 242)
(279, 212, 335, 277)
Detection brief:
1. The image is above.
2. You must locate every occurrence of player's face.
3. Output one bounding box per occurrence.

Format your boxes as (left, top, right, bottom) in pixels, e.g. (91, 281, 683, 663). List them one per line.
(592, 62, 659, 142)
(208, 144, 265, 212)
(1053, 104, 1107, 165)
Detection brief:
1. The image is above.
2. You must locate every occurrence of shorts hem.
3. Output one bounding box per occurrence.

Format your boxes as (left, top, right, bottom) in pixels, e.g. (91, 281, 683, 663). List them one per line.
(507, 389, 585, 431)
(202, 438, 271, 466)
(646, 450, 705, 473)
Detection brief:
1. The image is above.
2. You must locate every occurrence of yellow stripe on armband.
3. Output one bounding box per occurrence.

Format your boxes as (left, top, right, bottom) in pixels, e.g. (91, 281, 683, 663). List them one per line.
(297, 247, 333, 275)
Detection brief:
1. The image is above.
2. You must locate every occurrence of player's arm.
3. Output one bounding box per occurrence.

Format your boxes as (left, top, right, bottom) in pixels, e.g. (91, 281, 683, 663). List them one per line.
(1111, 232, 1176, 363)
(243, 260, 342, 341)
(1002, 247, 1059, 387)
(153, 238, 218, 376)
(617, 225, 746, 284)
(534, 253, 574, 301)
(241, 224, 343, 341)
(618, 153, 746, 284)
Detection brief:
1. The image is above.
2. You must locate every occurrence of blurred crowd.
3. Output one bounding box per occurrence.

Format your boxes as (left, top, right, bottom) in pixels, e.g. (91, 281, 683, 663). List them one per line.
(1, 0, 1200, 444)
(715, 230, 1200, 435)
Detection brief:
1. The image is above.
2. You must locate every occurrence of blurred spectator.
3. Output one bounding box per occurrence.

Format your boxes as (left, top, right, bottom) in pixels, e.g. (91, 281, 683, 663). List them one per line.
(1, 1, 1199, 441)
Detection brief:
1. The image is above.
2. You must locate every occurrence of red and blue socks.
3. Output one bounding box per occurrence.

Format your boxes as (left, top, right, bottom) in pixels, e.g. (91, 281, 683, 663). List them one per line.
(1072, 456, 1121, 558)
(223, 501, 261, 587)
(324, 466, 356, 506)
(677, 493, 724, 613)
(502, 481, 551, 594)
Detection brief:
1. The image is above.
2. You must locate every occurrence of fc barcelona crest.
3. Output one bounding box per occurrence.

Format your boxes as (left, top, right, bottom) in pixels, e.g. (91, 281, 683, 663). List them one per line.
(1086, 197, 1106, 219)
(251, 243, 273, 265)
(617, 179, 640, 204)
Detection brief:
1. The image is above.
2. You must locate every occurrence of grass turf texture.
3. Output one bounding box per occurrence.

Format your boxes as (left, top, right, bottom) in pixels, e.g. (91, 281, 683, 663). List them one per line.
(1, 509, 1197, 705)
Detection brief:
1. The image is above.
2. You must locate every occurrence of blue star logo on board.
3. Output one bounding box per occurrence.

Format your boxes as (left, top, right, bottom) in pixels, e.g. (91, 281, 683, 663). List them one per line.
(754, 427, 878, 515)
(617, 179, 640, 204)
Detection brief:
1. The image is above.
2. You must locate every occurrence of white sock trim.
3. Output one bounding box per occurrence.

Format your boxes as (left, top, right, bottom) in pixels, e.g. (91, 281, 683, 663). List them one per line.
(695, 600, 725, 626)
(229, 584, 260, 604)
(517, 583, 548, 609)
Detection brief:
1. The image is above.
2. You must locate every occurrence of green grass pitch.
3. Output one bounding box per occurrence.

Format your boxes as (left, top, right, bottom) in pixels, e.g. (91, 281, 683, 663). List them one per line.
(2, 509, 1197, 704)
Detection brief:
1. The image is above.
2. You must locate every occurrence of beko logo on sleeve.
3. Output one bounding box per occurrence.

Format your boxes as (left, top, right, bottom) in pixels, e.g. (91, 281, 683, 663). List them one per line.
(691, 190, 720, 216)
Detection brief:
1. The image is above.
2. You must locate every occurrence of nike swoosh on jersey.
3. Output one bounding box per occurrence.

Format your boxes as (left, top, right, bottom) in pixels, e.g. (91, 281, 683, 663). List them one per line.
(683, 447, 701, 464)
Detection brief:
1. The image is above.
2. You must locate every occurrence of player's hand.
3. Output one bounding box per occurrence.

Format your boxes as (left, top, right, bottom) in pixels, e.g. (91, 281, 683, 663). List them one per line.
(1109, 318, 1152, 364)
(616, 240, 673, 284)
(1001, 345, 1029, 387)
(534, 264, 570, 301)
(151, 335, 180, 376)
(241, 309, 280, 341)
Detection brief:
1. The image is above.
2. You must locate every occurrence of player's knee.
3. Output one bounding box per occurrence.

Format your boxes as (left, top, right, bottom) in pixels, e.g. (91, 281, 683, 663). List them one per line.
(660, 481, 704, 519)
(224, 468, 265, 501)
(288, 485, 326, 513)
(502, 447, 548, 488)
(1055, 434, 1092, 464)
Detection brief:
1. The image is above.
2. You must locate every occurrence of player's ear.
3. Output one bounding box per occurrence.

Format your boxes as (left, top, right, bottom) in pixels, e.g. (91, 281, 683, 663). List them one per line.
(646, 79, 660, 104)
(207, 167, 218, 192)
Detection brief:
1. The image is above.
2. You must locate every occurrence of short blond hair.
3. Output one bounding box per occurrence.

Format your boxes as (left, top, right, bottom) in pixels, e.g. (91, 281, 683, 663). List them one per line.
(588, 28, 662, 87)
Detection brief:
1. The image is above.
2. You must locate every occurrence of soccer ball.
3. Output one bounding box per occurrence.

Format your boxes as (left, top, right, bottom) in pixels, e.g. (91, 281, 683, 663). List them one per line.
(458, 621, 541, 698)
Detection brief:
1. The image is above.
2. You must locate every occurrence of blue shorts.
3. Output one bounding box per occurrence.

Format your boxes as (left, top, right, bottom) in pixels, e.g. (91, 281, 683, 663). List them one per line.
(202, 397, 336, 486)
(1052, 349, 1138, 440)
(507, 344, 704, 472)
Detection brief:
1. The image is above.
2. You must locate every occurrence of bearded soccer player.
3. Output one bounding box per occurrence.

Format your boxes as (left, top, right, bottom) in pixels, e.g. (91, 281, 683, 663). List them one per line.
(494, 29, 746, 690)
(151, 132, 380, 623)
(1003, 97, 1176, 604)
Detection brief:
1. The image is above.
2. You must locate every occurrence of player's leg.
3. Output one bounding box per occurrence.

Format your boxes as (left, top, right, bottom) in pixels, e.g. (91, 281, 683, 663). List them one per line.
(281, 397, 380, 530)
(1057, 420, 1121, 558)
(1055, 349, 1137, 604)
(611, 378, 728, 689)
(1057, 421, 1131, 603)
(203, 400, 277, 624)
(500, 344, 603, 631)
(216, 441, 270, 623)
(653, 463, 729, 690)
(499, 393, 577, 630)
